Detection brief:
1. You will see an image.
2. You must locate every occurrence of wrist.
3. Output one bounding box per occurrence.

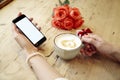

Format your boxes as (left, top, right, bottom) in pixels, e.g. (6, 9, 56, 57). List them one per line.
(110, 45, 120, 55)
(26, 52, 45, 66)
(23, 44, 38, 53)
(24, 47, 38, 55)
(109, 46, 120, 61)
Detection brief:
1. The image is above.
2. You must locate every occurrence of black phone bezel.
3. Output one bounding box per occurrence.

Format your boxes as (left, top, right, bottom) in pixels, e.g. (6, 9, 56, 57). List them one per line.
(12, 14, 46, 47)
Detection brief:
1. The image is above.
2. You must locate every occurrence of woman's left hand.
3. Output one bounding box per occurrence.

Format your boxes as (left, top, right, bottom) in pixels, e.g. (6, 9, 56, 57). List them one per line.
(12, 12, 41, 55)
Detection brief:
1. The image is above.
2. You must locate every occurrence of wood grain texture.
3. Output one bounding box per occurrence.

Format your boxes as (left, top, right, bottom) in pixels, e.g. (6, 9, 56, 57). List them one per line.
(0, 0, 13, 9)
(0, 0, 120, 80)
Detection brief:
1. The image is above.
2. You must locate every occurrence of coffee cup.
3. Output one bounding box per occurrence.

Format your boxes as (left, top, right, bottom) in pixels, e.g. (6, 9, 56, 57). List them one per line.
(54, 33, 82, 60)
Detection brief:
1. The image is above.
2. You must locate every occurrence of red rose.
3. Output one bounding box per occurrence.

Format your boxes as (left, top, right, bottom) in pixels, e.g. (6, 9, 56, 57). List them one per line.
(52, 19, 64, 29)
(63, 17, 74, 30)
(53, 5, 69, 20)
(74, 18, 84, 29)
(70, 7, 81, 20)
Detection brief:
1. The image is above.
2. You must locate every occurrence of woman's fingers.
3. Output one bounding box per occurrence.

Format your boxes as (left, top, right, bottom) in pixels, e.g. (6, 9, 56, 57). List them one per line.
(17, 12, 39, 28)
(18, 12, 22, 16)
(87, 34, 103, 41)
(34, 23, 38, 26)
(17, 12, 34, 22)
(33, 23, 41, 31)
(81, 36, 96, 44)
(12, 24, 19, 38)
(29, 17, 33, 22)
(81, 34, 103, 45)
(13, 24, 19, 34)
(15, 34, 26, 48)
(37, 26, 41, 31)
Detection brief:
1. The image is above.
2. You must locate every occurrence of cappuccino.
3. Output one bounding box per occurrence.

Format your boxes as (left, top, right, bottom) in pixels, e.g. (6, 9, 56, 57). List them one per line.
(54, 33, 82, 60)
(55, 34, 81, 50)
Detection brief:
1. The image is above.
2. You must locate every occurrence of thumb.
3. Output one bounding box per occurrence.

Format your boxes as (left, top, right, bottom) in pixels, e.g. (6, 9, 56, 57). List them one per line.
(15, 34, 28, 48)
(15, 33, 38, 51)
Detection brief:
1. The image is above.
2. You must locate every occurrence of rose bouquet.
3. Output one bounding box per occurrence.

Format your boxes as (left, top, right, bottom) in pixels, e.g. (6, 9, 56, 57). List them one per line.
(52, 0, 84, 30)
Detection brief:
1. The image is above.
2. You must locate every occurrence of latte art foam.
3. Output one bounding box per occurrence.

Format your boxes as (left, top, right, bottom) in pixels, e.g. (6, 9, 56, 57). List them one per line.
(55, 34, 81, 50)
(61, 40, 76, 48)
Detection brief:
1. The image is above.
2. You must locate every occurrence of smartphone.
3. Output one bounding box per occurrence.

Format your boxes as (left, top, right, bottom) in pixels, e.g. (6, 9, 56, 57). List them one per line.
(12, 14, 46, 47)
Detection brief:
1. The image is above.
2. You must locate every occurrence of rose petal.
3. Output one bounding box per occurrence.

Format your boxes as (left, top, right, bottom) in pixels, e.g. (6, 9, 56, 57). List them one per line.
(70, 7, 81, 20)
(53, 5, 69, 20)
(52, 19, 64, 29)
(63, 17, 73, 30)
(74, 19, 84, 29)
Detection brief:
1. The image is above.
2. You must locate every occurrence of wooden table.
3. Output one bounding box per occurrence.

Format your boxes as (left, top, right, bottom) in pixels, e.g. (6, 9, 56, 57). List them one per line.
(0, 0, 120, 80)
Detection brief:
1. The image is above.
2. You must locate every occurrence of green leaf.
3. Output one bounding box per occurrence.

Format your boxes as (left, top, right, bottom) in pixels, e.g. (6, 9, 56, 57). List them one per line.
(58, 0, 63, 5)
(63, 0, 70, 5)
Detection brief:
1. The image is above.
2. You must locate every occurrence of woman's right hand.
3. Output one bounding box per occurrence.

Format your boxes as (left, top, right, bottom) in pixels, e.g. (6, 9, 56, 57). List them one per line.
(81, 34, 115, 56)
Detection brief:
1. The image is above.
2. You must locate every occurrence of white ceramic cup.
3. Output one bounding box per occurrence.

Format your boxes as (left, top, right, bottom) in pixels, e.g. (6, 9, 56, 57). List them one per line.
(54, 33, 82, 60)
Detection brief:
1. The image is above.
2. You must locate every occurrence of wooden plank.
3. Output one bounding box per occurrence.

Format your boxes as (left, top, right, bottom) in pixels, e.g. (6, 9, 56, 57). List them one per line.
(0, 0, 13, 9)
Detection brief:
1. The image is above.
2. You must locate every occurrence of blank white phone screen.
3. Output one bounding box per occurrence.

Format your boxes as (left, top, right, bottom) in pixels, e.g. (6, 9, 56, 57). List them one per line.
(16, 17, 44, 44)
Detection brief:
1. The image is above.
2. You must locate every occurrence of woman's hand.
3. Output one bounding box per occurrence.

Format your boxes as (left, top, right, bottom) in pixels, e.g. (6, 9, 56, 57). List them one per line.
(81, 34, 120, 62)
(12, 12, 41, 55)
(81, 34, 114, 55)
